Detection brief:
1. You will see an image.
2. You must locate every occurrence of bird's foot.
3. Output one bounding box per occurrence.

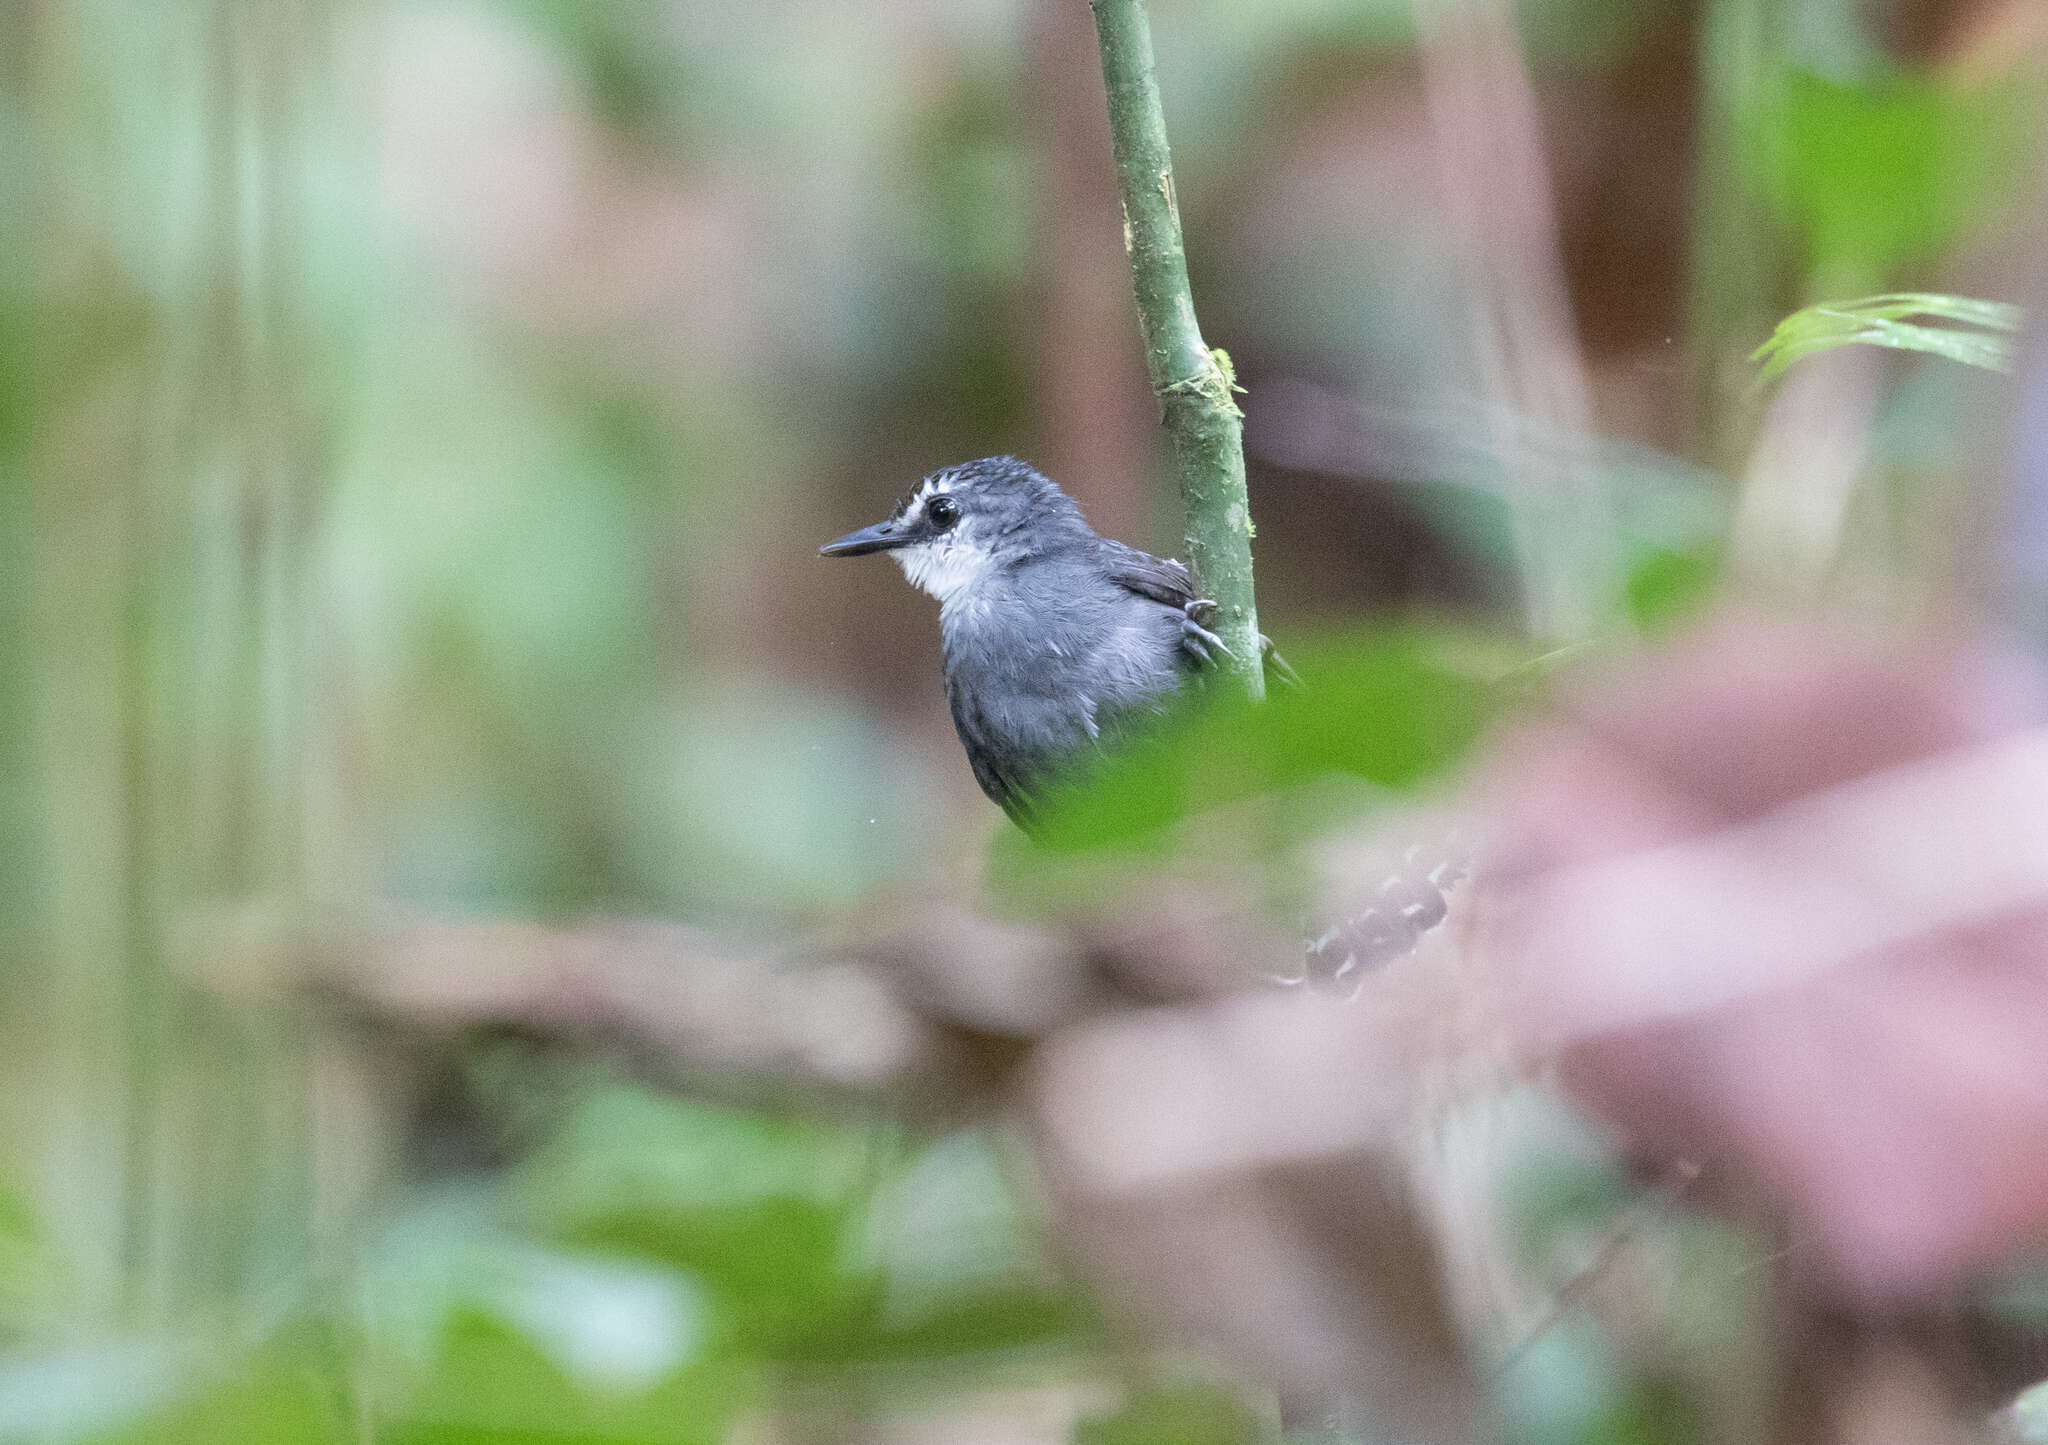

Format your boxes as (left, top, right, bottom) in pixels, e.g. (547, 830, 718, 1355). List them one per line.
(1180, 599, 1235, 666)
(1260, 634, 1303, 690)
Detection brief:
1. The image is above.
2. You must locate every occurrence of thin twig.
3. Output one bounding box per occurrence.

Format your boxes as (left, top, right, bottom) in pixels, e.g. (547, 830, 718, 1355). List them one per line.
(1493, 1158, 1702, 1377)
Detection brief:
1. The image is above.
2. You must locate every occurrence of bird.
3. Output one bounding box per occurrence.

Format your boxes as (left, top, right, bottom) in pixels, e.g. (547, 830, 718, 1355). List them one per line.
(820, 454, 1460, 988)
(819, 454, 1241, 830)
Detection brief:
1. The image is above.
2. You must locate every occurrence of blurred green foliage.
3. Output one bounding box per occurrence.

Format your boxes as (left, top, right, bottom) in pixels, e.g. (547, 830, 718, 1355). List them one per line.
(4, 0, 2046, 1439)
(1021, 628, 1512, 857)
(1078, 1381, 1264, 1445)
(1757, 67, 2029, 283)
(1622, 544, 1721, 633)
(0, 1079, 1097, 1443)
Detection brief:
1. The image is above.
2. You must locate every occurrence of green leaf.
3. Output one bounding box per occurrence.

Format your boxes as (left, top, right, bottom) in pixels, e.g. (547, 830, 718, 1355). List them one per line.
(361, 1190, 719, 1399)
(832, 1130, 1094, 1363)
(1756, 67, 2026, 276)
(388, 1307, 752, 1445)
(79, 1322, 353, 1445)
(1624, 544, 1720, 633)
(1077, 1382, 1263, 1445)
(1022, 628, 1516, 856)
(0, 1341, 193, 1443)
(1751, 293, 2021, 384)
(517, 1089, 883, 1359)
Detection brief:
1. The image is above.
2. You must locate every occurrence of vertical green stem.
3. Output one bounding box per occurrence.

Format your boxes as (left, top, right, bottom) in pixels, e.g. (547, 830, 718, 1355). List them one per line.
(1089, 0, 1263, 699)
(116, 421, 163, 1322)
(1685, 0, 1777, 471)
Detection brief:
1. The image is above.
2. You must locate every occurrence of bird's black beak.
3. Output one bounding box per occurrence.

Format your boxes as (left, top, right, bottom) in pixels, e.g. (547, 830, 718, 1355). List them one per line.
(819, 519, 908, 557)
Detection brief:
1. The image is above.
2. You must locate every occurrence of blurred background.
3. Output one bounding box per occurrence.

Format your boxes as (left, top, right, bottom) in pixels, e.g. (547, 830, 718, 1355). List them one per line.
(6, 0, 2048, 1439)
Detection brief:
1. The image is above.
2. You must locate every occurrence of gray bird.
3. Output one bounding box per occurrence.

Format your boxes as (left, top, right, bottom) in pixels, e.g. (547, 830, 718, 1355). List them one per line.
(819, 455, 1236, 829)
(821, 454, 1459, 987)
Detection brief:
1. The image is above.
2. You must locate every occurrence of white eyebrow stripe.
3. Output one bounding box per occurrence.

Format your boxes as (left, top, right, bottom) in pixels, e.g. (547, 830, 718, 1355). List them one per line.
(903, 473, 953, 520)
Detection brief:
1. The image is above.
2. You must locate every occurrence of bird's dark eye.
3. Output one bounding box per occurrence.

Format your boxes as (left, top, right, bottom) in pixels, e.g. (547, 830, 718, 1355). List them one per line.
(926, 495, 960, 529)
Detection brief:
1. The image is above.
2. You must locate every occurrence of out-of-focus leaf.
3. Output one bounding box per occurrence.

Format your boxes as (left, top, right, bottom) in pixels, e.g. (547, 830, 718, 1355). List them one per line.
(1756, 67, 2028, 276)
(0, 1341, 191, 1444)
(519, 1094, 1089, 1367)
(833, 1130, 1093, 1363)
(387, 1307, 751, 1445)
(862, 1131, 1040, 1316)
(1624, 544, 1721, 633)
(1751, 293, 2020, 384)
(1498, 1327, 1703, 1445)
(492, 1250, 705, 1390)
(79, 1323, 350, 1445)
(359, 1186, 747, 1443)
(362, 1185, 716, 1395)
(1077, 1381, 1263, 1445)
(1494, 1320, 1632, 1445)
(1503, 1156, 1635, 1269)
(1023, 629, 1516, 855)
(0, 1178, 55, 1337)
(516, 1088, 883, 1357)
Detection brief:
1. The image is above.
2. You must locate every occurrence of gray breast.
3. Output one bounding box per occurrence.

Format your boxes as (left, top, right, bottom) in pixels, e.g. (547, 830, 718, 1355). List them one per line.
(939, 566, 1190, 810)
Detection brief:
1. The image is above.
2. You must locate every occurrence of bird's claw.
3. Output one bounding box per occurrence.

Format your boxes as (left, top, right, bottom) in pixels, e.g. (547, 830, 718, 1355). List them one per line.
(1180, 603, 1235, 665)
(1260, 634, 1303, 689)
(1178, 604, 1300, 683)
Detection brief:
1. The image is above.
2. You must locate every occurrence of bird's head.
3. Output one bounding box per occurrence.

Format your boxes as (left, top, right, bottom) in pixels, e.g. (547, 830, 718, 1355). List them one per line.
(818, 456, 1089, 604)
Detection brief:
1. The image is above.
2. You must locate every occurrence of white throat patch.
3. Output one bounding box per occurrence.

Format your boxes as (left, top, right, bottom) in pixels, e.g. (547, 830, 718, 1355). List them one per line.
(891, 534, 993, 609)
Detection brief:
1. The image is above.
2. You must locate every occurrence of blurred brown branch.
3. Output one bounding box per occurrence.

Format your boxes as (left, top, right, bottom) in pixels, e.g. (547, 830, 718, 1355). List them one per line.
(286, 855, 1497, 1435)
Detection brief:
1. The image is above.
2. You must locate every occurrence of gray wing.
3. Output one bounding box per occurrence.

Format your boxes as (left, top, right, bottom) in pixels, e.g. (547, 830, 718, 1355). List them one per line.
(947, 686, 1045, 833)
(1100, 540, 1197, 610)
(1101, 540, 1239, 674)
(1100, 541, 1215, 674)
(1102, 539, 1300, 686)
